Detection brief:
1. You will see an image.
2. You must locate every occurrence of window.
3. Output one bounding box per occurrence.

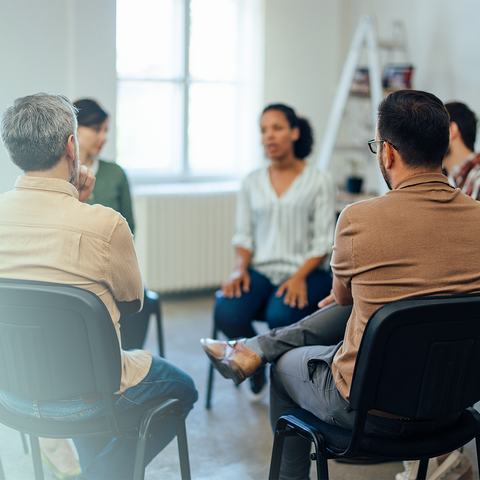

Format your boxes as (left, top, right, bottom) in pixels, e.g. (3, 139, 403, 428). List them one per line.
(116, 0, 263, 182)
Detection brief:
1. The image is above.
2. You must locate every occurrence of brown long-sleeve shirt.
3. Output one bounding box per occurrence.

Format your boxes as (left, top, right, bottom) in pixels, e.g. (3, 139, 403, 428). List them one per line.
(331, 173, 480, 402)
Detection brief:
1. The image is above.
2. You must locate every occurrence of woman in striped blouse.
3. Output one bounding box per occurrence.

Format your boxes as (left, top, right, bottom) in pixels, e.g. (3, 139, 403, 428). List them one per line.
(215, 104, 335, 397)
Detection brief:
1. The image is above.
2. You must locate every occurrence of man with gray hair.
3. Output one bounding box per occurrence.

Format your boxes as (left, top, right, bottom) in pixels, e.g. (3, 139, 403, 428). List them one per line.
(0, 92, 198, 479)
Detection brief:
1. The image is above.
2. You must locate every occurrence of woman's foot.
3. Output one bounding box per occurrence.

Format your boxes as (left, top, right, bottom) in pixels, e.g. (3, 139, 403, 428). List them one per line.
(246, 366, 269, 402)
(39, 438, 82, 480)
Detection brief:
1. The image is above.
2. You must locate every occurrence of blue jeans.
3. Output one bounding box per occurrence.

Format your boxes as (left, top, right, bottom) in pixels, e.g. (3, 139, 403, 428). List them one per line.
(0, 355, 198, 480)
(215, 268, 332, 339)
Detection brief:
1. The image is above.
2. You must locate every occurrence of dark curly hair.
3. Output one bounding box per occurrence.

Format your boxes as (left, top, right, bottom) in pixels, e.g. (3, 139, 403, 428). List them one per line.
(262, 104, 314, 159)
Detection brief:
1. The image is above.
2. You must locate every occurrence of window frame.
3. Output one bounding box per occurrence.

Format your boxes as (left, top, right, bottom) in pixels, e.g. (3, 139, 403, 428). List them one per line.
(116, 0, 264, 186)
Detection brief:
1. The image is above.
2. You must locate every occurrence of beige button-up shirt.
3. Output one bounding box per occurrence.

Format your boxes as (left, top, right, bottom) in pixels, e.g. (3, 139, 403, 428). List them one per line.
(0, 176, 151, 393)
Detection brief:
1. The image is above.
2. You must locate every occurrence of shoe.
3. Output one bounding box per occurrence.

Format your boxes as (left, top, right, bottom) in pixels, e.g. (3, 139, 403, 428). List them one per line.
(200, 338, 263, 385)
(250, 366, 267, 394)
(245, 366, 268, 402)
(395, 450, 473, 480)
(39, 438, 82, 480)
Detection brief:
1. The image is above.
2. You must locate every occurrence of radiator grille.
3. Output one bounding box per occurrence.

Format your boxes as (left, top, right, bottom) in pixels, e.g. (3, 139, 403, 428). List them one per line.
(133, 183, 238, 293)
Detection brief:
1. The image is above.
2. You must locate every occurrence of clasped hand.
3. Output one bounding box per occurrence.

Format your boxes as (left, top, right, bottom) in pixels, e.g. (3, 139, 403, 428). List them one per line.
(74, 165, 96, 203)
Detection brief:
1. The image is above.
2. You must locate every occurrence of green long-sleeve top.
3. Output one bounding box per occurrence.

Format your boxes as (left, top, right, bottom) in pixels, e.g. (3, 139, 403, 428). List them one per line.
(86, 160, 135, 235)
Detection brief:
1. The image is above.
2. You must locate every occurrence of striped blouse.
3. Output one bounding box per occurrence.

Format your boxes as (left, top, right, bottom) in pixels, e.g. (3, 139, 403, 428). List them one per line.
(232, 165, 335, 285)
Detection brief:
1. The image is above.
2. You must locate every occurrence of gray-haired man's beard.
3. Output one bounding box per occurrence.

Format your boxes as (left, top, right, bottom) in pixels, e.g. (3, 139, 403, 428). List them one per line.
(69, 144, 80, 184)
(70, 158, 78, 184)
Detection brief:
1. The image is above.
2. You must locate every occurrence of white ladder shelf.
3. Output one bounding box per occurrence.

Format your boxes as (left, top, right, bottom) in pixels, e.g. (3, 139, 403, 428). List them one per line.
(317, 15, 408, 195)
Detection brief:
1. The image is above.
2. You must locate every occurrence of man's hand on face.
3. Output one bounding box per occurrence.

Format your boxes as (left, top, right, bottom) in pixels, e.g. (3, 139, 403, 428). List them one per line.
(75, 165, 96, 203)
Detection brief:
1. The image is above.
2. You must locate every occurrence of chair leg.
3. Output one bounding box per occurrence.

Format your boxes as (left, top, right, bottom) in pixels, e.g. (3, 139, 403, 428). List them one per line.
(0, 452, 6, 480)
(30, 436, 45, 480)
(205, 318, 218, 410)
(206, 363, 215, 410)
(175, 417, 191, 480)
(20, 432, 29, 454)
(268, 427, 288, 480)
(416, 459, 428, 480)
(476, 436, 480, 479)
(133, 403, 191, 480)
(154, 298, 165, 358)
(311, 437, 329, 480)
(133, 435, 148, 480)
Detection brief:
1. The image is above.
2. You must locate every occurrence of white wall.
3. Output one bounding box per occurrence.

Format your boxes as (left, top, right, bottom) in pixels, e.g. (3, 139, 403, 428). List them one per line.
(0, 0, 116, 194)
(344, 0, 480, 123)
(263, 0, 343, 163)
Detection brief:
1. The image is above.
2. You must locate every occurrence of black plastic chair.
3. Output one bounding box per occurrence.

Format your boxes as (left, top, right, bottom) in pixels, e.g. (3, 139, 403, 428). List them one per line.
(120, 288, 164, 357)
(0, 278, 190, 480)
(269, 293, 480, 480)
(205, 290, 267, 409)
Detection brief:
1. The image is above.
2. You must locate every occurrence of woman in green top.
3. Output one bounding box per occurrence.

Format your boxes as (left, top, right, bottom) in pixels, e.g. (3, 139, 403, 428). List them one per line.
(74, 99, 147, 349)
(74, 99, 135, 234)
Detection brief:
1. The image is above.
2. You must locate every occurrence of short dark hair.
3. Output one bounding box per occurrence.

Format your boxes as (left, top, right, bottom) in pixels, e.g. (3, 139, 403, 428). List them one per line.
(445, 102, 477, 151)
(377, 90, 450, 169)
(0, 92, 77, 172)
(262, 104, 314, 159)
(73, 99, 108, 127)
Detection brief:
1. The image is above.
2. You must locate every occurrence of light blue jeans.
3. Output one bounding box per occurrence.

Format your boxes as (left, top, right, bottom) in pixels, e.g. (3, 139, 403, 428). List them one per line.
(0, 355, 198, 480)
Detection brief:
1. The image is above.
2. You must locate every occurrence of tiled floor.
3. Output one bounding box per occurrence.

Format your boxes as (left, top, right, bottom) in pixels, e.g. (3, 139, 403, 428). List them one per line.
(0, 293, 478, 479)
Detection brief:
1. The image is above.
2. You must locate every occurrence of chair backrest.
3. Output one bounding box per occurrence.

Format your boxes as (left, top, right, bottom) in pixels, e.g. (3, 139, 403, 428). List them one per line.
(0, 278, 122, 401)
(349, 293, 480, 419)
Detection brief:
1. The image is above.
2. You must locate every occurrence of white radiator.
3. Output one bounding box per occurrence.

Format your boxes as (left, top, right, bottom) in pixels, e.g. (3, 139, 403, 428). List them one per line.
(133, 182, 238, 293)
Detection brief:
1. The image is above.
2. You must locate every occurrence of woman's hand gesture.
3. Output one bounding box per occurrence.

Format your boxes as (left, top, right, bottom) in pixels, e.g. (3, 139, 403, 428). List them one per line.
(222, 269, 251, 298)
(276, 275, 308, 309)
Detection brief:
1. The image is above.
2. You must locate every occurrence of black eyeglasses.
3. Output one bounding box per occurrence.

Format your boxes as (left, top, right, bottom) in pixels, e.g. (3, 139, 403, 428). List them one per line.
(367, 139, 398, 154)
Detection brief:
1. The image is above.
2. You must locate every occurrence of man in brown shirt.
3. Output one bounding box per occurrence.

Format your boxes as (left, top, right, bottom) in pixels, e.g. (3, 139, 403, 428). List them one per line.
(202, 90, 480, 479)
(0, 93, 198, 480)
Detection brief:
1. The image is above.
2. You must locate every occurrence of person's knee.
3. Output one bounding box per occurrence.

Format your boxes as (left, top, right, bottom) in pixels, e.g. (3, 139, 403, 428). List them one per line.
(168, 365, 198, 414)
(214, 298, 242, 329)
(149, 356, 198, 415)
(180, 373, 198, 415)
(265, 304, 304, 329)
(214, 298, 255, 337)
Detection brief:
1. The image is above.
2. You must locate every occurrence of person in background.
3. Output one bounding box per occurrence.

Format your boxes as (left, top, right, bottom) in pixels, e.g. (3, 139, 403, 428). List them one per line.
(74, 99, 135, 233)
(74, 98, 149, 350)
(213, 104, 335, 398)
(443, 102, 479, 199)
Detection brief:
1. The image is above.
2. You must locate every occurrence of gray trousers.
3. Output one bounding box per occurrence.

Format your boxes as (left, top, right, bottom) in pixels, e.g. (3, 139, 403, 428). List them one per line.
(256, 302, 352, 363)
(255, 303, 351, 480)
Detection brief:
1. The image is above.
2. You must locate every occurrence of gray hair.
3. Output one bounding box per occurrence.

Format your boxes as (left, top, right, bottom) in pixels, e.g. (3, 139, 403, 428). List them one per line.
(0, 92, 78, 172)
